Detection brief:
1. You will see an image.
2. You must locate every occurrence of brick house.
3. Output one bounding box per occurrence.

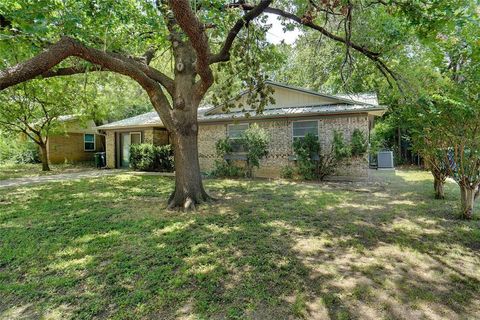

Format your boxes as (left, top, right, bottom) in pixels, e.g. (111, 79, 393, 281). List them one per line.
(96, 82, 386, 178)
(47, 115, 104, 164)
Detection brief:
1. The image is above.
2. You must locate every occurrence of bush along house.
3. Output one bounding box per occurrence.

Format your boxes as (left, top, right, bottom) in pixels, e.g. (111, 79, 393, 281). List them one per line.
(96, 82, 387, 179)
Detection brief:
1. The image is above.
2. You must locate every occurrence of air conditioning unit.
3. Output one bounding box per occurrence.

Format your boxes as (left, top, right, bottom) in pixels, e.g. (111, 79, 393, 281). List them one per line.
(377, 151, 394, 169)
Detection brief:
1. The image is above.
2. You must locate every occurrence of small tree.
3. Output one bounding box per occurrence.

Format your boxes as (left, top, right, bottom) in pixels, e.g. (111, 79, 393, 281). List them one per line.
(427, 152, 449, 200)
(293, 133, 320, 180)
(293, 132, 351, 181)
(0, 80, 73, 171)
(242, 124, 269, 178)
(211, 138, 244, 178)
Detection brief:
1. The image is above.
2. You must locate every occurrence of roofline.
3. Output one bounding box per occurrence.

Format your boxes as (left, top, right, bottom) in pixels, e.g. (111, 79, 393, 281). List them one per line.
(96, 124, 165, 130)
(265, 81, 371, 105)
(96, 105, 386, 130)
(204, 81, 373, 116)
(199, 107, 386, 124)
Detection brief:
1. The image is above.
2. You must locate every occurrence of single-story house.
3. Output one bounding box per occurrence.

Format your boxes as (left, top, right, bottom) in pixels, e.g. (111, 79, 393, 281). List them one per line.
(46, 115, 104, 164)
(96, 82, 387, 178)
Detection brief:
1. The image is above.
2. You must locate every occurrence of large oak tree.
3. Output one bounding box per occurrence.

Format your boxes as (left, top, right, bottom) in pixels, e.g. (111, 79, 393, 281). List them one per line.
(0, 0, 447, 209)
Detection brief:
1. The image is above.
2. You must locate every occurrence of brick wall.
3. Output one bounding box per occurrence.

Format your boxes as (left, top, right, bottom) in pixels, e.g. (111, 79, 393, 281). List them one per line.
(47, 132, 103, 164)
(143, 128, 154, 144)
(153, 128, 169, 145)
(106, 131, 116, 168)
(197, 114, 370, 179)
(318, 116, 369, 178)
(198, 124, 226, 171)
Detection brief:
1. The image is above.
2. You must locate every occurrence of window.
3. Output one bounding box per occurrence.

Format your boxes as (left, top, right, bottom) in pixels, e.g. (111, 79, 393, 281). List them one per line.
(130, 132, 141, 145)
(84, 133, 95, 151)
(227, 123, 249, 152)
(292, 120, 318, 141)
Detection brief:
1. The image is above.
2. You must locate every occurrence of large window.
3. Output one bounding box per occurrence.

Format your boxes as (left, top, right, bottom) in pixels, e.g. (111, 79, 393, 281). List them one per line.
(292, 120, 319, 141)
(84, 133, 96, 151)
(227, 123, 249, 152)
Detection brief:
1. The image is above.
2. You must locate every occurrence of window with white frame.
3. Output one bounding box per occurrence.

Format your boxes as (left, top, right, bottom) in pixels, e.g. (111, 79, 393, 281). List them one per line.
(84, 133, 95, 151)
(292, 120, 319, 141)
(227, 123, 249, 152)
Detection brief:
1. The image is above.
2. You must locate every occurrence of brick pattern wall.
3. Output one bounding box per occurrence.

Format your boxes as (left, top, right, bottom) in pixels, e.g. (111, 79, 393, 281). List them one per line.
(198, 124, 226, 171)
(255, 120, 291, 177)
(197, 114, 370, 179)
(143, 128, 154, 144)
(106, 131, 116, 168)
(153, 129, 169, 146)
(47, 132, 103, 164)
(318, 116, 369, 178)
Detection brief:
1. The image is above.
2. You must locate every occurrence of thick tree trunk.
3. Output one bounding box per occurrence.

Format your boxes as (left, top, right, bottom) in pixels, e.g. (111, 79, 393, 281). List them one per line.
(459, 184, 475, 220)
(168, 130, 211, 210)
(39, 143, 50, 171)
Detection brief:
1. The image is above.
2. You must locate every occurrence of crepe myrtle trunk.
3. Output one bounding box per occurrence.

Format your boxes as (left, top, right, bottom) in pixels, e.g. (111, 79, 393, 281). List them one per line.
(459, 182, 478, 220)
(38, 141, 50, 171)
(432, 170, 446, 200)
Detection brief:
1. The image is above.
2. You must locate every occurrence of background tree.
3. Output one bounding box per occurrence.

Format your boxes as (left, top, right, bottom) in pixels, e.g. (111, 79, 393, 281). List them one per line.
(0, 79, 75, 171)
(404, 2, 480, 216)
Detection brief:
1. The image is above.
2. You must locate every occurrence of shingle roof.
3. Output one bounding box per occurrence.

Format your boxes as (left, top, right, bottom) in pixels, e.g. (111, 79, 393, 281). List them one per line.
(96, 112, 163, 129)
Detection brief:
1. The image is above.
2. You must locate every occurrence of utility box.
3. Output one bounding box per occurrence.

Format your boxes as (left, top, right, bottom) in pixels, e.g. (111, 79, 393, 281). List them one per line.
(377, 151, 394, 169)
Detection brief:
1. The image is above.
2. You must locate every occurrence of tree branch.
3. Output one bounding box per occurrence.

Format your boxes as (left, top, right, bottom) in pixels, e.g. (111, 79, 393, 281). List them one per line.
(168, 0, 214, 95)
(209, 0, 273, 64)
(265, 7, 380, 59)
(41, 65, 107, 78)
(263, 6, 399, 84)
(0, 36, 176, 129)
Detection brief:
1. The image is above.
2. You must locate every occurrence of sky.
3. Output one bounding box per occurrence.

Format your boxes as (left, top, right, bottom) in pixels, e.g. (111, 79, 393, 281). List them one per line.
(264, 13, 302, 45)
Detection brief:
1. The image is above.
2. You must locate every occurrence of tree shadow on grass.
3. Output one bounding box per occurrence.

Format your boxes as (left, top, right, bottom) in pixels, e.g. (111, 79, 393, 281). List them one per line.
(0, 171, 479, 319)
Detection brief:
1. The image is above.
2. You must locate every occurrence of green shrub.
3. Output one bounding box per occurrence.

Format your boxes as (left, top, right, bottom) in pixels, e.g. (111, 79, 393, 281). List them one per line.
(332, 130, 351, 160)
(243, 124, 269, 178)
(211, 159, 245, 178)
(292, 131, 352, 180)
(215, 138, 233, 158)
(293, 133, 320, 180)
(211, 138, 244, 177)
(0, 134, 40, 164)
(212, 124, 269, 178)
(280, 165, 295, 179)
(130, 143, 174, 172)
(351, 129, 368, 156)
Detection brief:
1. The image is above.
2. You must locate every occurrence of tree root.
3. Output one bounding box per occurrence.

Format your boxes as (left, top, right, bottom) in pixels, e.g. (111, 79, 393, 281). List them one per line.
(166, 192, 214, 212)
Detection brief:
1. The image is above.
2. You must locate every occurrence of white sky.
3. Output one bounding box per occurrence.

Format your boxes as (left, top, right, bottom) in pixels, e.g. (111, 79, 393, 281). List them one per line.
(263, 13, 302, 45)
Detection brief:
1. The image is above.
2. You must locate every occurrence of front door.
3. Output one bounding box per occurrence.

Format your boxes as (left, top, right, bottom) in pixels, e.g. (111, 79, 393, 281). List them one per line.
(121, 132, 131, 168)
(120, 132, 142, 168)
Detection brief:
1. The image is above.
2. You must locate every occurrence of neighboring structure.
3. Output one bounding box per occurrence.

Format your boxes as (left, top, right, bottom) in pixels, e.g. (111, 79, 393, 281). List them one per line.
(47, 115, 104, 164)
(96, 82, 387, 178)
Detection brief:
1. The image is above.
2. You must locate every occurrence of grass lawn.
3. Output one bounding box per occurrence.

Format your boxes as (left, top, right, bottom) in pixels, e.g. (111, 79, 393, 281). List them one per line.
(0, 162, 96, 180)
(0, 169, 479, 319)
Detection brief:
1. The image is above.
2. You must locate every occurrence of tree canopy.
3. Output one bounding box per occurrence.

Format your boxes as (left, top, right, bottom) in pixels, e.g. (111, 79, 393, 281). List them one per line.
(1, 0, 476, 209)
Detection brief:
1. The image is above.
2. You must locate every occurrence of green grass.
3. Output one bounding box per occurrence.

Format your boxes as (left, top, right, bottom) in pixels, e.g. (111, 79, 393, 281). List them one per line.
(0, 162, 96, 180)
(0, 170, 479, 319)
